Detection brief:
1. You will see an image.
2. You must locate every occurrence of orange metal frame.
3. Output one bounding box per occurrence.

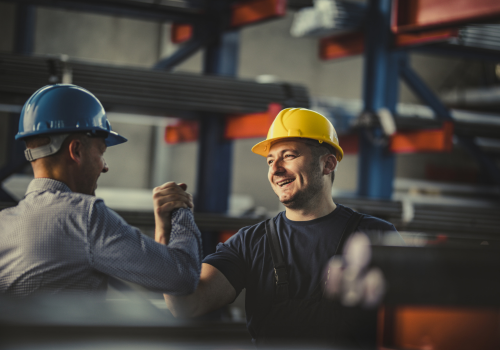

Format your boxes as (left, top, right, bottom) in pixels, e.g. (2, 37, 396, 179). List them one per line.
(171, 23, 193, 44)
(230, 0, 286, 28)
(378, 305, 500, 350)
(320, 28, 457, 60)
(165, 103, 281, 144)
(171, 0, 286, 44)
(165, 120, 198, 144)
(224, 103, 281, 140)
(390, 121, 454, 154)
(393, 0, 500, 33)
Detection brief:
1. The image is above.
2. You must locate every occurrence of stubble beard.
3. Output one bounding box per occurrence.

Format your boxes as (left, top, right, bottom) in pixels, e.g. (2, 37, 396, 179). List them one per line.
(279, 159, 324, 210)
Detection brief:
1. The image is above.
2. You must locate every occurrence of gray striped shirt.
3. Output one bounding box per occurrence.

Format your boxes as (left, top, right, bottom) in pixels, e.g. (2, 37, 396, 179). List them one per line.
(0, 178, 202, 297)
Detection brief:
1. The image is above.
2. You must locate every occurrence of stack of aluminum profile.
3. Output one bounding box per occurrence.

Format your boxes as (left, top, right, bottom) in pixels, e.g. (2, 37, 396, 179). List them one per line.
(0, 53, 309, 116)
(313, 97, 500, 140)
(449, 24, 500, 52)
(290, 0, 366, 38)
(1, 199, 499, 242)
(332, 197, 500, 242)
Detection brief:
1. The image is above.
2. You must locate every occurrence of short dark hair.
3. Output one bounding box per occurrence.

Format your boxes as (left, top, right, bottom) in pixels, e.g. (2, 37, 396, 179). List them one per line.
(301, 138, 337, 184)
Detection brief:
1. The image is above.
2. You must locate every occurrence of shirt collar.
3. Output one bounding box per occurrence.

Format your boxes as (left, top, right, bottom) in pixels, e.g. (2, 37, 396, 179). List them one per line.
(26, 178, 73, 195)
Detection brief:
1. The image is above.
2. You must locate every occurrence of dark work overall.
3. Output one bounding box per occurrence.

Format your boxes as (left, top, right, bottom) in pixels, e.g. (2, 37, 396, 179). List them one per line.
(255, 212, 378, 347)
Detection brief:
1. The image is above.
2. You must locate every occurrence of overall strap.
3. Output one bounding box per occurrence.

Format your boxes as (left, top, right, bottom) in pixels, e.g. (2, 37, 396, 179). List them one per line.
(334, 211, 365, 256)
(265, 218, 289, 302)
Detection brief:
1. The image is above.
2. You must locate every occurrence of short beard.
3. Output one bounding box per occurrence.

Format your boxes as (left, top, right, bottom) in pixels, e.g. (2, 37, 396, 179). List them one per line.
(280, 158, 324, 210)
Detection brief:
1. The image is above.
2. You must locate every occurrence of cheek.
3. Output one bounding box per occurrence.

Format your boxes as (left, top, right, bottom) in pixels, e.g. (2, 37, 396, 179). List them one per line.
(267, 169, 274, 184)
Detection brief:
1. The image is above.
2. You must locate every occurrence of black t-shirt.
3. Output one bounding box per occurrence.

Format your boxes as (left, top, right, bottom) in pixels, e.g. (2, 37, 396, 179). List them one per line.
(203, 204, 402, 339)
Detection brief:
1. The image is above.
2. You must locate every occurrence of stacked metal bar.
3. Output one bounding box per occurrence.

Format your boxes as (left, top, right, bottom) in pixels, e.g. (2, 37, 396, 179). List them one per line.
(452, 24, 500, 52)
(0, 53, 309, 116)
(4, 198, 499, 241)
(337, 197, 500, 241)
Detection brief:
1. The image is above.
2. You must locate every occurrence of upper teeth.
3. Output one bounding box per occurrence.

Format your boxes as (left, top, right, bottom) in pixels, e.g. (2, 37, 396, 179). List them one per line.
(278, 179, 294, 187)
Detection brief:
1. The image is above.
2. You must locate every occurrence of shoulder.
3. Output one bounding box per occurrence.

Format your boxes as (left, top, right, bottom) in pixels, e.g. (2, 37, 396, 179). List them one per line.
(224, 218, 269, 249)
(338, 204, 404, 245)
(338, 204, 397, 232)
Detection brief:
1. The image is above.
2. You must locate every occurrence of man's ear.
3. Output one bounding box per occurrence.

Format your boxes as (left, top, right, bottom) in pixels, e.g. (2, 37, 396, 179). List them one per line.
(323, 153, 337, 176)
(68, 138, 84, 165)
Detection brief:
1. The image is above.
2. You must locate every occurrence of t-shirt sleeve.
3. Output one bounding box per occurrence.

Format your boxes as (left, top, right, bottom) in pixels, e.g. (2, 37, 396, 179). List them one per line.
(203, 230, 248, 298)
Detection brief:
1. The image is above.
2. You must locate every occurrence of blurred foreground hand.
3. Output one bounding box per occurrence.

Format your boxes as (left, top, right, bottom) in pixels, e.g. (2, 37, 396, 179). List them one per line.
(324, 233, 385, 308)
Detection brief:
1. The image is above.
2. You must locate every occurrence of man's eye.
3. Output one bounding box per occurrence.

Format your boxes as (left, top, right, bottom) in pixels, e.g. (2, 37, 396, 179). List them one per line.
(268, 160, 274, 165)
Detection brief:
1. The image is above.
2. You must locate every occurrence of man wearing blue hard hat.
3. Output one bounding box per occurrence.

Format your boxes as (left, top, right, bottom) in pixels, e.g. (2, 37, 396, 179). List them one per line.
(0, 84, 202, 297)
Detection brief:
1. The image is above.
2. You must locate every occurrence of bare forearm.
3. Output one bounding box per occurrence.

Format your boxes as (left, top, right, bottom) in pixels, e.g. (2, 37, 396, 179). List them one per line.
(154, 221, 171, 245)
(163, 264, 237, 319)
(164, 293, 202, 319)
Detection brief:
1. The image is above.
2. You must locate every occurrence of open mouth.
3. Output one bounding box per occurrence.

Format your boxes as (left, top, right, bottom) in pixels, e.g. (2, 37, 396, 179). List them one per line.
(277, 178, 295, 187)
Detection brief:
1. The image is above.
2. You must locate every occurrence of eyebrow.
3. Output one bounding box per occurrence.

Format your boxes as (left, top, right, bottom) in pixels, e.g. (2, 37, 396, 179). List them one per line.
(267, 148, 299, 158)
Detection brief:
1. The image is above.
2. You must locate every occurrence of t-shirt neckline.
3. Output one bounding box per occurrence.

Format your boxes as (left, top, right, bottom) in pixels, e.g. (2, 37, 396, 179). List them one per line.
(281, 203, 344, 227)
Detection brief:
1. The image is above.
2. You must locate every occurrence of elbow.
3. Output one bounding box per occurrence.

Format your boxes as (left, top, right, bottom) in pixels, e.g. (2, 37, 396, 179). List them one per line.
(172, 261, 200, 296)
(169, 305, 196, 319)
(176, 278, 198, 296)
(164, 292, 200, 319)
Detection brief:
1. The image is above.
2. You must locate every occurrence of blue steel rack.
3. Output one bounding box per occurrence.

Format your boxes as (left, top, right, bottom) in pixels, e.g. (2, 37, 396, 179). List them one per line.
(357, 0, 500, 199)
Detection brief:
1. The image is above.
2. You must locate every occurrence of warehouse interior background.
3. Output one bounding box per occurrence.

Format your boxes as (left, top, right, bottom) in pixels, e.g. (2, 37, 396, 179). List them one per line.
(1, 0, 500, 349)
(2, 0, 499, 215)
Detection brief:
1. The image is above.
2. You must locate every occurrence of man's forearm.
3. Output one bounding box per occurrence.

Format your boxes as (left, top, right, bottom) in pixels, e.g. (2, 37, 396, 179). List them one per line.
(164, 292, 202, 318)
(164, 263, 237, 319)
(154, 212, 172, 245)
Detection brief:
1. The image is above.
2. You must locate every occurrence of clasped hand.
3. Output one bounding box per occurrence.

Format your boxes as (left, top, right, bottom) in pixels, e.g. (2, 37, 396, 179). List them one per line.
(153, 182, 193, 244)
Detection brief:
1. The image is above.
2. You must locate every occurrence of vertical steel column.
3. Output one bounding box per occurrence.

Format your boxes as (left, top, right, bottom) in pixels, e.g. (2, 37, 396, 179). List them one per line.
(0, 3, 36, 201)
(357, 0, 397, 199)
(14, 3, 36, 54)
(196, 29, 239, 256)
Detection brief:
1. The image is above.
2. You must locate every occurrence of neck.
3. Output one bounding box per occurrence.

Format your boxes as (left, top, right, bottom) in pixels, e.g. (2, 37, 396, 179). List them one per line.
(285, 190, 336, 221)
(32, 160, 80, 193)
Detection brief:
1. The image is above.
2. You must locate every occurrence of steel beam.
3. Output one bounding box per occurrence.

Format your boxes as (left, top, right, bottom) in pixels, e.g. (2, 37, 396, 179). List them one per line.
(357, 0, 397, 199)
(399, 60, 453, 121)
(416, 44, 500, 63)
(14, 3, 36, 55)
(153, 26, 211, 70)
(0, 3, 35, 202)
(196, 24, 239, 256)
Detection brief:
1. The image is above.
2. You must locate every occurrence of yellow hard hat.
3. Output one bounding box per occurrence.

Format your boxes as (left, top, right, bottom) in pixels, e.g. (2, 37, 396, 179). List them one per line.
(251, 108, 344, 161)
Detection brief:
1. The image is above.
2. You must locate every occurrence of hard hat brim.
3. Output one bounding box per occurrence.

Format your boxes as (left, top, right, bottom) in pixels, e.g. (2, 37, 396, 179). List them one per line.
(105, 131, 128, 147)
(251, 136, 344, 162)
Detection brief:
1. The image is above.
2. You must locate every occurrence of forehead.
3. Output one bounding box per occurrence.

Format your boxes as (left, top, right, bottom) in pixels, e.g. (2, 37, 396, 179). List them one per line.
(267, 139, 309, 156)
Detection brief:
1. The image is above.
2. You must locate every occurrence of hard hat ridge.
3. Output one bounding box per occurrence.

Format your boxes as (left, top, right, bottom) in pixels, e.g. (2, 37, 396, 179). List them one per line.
(16, 84, 127, 161)
(251, 107, 344, 161)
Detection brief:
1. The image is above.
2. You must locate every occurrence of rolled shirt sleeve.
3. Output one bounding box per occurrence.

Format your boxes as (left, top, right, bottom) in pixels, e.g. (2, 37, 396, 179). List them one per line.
(87, 200, 202, 295)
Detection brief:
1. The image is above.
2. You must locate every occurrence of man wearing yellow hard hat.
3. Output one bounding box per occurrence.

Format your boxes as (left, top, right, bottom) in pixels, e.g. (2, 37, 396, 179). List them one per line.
(163, 108, 402, 345)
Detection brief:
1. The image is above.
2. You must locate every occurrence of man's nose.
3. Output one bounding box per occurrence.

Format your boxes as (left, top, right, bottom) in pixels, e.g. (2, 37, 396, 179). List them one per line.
(270, 159, 284, 175)
(102, 160, 109, 173)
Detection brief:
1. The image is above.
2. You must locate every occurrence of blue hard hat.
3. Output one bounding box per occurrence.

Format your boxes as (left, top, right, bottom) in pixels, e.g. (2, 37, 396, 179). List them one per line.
(16, 84, 127, 147)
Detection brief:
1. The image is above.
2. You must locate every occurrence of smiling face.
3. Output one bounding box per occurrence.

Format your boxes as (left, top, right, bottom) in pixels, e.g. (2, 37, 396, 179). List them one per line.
(267, 139, 326, 210)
